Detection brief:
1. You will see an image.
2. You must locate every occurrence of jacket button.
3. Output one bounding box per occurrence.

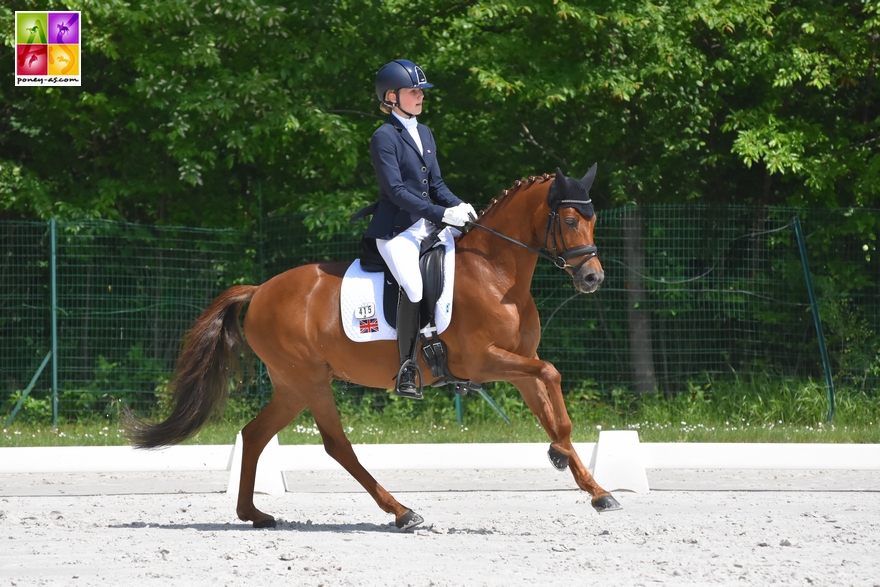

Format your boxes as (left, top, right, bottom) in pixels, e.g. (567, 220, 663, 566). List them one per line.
(422, 179, 428, 184)
(421, 166, 427, 172)
(421, 192, 428, 198)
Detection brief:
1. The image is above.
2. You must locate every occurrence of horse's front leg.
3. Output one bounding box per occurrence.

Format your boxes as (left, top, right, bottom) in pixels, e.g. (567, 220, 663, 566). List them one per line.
(512, 376, 621, 512)
(477, 346, 622, 512)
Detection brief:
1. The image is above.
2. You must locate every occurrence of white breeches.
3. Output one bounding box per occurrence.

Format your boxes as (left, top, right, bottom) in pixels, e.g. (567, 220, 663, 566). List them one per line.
(376, 218, 432, 303)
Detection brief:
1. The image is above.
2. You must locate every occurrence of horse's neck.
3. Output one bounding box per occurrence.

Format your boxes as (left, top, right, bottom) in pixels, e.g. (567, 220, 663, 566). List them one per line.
(459, 182, 547, 295)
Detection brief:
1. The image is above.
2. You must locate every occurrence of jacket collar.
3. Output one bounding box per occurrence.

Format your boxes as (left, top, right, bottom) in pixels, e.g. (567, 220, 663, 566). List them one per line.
(386, 114, 426, 162)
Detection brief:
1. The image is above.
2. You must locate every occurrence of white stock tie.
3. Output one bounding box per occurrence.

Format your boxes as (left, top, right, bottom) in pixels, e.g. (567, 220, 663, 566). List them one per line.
(393, 111, 423, 155)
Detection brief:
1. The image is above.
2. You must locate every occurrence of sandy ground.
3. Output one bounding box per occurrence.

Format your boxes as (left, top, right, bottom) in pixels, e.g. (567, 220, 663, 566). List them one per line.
(1, 468, 879, 587)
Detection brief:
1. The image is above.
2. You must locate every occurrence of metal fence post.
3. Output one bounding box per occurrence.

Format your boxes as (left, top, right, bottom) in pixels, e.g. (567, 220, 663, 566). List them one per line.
(791, 216, 835, 422)
(50, 218, 59, 426)
(257, 182, 268, 400)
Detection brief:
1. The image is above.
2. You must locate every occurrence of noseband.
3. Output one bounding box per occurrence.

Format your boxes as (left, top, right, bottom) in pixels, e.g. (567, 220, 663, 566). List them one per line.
(466, 204, 598, 272)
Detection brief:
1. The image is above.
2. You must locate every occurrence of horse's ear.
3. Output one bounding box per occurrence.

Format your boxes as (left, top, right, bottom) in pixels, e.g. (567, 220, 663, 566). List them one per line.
(554, 167, 568, 199)
(581, 163, 597, 191)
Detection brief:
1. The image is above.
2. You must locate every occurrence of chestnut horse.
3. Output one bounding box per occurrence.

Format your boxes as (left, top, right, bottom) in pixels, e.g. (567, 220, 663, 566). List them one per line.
(125, 167, 621, 530)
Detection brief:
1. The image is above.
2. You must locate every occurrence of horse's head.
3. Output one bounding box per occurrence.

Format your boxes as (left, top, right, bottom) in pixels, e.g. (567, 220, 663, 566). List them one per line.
(467, 166, 604, 294)
(545, 165, 604, 293)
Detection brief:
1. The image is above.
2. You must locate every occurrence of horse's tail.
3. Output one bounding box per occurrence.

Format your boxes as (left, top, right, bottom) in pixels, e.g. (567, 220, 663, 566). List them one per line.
(124, 285, 258, 449)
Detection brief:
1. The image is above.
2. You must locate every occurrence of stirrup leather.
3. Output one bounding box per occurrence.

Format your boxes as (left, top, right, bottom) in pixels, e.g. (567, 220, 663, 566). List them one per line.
(419, 332, 483, 396)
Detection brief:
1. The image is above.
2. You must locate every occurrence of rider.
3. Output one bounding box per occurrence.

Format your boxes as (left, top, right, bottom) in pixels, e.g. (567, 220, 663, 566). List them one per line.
(362, 59, 476, 398)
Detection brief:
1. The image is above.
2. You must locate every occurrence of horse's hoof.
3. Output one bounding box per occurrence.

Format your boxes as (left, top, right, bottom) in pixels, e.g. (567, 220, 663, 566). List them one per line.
(592, 494, 622, 513)
(547, 445, 569, 471)
(252, 517, 277, 529)
(396, 509, 424, 531)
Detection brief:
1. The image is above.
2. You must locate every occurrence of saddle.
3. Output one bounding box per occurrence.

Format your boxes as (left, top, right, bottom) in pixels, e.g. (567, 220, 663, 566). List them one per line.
(359, 231, 482, 396)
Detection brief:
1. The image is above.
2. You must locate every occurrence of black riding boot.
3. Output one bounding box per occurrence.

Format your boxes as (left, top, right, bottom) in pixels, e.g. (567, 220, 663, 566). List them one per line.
(394, 291, 422, 399)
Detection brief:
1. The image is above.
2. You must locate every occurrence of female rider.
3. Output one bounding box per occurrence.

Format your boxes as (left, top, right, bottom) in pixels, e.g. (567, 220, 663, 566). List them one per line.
(360, 59, 475, 398)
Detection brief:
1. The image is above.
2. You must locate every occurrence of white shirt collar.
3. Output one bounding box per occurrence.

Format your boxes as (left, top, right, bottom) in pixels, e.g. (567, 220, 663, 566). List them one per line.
(392, 110, 418, 130)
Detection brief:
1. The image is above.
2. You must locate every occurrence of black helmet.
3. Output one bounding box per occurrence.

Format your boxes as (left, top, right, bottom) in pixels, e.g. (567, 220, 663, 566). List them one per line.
(375, 59, 434, 103)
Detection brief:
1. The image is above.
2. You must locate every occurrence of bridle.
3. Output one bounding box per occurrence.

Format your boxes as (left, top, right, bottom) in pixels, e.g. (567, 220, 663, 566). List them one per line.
(465, 201, 598, 272)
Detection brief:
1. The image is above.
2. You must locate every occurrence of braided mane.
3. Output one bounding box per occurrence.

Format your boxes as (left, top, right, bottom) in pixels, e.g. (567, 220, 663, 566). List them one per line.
(475, 173, 554, 221)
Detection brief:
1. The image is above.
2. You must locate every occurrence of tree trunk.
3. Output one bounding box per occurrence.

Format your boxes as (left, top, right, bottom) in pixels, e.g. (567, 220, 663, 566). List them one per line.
(624, 207, 657, 394)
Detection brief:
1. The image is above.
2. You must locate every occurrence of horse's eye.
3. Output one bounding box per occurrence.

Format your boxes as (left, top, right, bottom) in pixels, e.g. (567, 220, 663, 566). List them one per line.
(564, 217, 577, 227)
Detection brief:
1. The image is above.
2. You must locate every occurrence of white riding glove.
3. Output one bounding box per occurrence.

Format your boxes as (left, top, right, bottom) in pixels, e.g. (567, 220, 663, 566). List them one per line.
(442, 205, 470, 227)
(458, 202, 477, 221)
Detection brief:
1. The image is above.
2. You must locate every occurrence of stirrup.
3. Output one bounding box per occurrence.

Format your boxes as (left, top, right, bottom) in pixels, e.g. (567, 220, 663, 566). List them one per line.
(393, 360, 423, 400)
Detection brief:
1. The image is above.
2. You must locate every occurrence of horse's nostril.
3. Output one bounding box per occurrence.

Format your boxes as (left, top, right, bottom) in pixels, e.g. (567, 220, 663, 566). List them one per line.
(580, 270, 604, 290)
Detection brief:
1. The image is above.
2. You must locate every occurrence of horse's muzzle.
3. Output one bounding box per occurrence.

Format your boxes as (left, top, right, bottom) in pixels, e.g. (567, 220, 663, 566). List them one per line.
(573, 266, 604, 294)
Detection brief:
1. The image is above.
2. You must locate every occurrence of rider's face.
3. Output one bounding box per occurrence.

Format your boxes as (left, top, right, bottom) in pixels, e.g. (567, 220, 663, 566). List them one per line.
(392, 88, 423, 116)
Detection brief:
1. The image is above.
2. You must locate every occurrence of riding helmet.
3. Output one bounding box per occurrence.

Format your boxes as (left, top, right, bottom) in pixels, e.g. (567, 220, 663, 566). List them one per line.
(375, 59, 434, 104)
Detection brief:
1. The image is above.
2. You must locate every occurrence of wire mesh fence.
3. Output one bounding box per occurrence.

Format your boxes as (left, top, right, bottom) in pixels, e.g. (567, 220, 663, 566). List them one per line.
(1, 221, 49, 417)
(2, 205, 877, 423)
(57, 222, 253, 412)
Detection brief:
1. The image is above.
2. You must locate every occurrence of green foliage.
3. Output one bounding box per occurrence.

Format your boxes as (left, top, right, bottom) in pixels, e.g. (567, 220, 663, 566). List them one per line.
(819, 293, 880, 388)
(5, 376, 879, 446)
(81, 344, 168, 400)
(219, 394, 268, 424)
(4, 388, 53, 423)
(297, 189, 374, 241)
(645, 377, 831, 426)
(2, 0, 879, 227)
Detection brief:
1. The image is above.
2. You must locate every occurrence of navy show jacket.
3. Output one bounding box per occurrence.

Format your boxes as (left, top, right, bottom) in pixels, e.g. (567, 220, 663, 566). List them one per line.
(363, 114, 462, 240)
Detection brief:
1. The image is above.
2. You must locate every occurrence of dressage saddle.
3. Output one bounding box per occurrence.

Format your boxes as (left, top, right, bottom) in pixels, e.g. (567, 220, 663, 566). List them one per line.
(358, 230, 482, 397)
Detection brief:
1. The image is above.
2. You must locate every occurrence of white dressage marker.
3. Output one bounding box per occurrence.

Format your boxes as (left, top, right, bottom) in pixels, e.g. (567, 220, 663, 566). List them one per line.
(589, 430, 650, 493)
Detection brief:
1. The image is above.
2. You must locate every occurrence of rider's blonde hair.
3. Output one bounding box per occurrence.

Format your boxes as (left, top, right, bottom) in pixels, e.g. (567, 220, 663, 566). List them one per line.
(379, 90, 394, 114)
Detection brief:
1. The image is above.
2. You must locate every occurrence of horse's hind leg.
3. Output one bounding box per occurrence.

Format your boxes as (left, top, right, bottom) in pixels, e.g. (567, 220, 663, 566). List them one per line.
(236, 388, 306, 528)
(307, 382, 424, 530)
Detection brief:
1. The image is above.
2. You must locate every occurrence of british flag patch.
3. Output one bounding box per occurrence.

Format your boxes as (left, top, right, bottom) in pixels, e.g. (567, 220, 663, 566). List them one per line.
(359, 318, 379, 333)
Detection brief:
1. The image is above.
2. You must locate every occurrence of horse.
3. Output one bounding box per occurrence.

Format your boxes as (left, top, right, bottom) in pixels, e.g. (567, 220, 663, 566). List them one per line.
(124, 166, 622, 530)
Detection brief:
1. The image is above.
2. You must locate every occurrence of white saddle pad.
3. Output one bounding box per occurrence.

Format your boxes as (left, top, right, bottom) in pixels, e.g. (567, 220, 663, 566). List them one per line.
(341, 227, 457, 343)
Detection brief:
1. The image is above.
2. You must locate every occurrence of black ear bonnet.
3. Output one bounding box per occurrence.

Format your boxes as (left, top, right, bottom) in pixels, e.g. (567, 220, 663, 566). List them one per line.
(548, 164, 597, 219)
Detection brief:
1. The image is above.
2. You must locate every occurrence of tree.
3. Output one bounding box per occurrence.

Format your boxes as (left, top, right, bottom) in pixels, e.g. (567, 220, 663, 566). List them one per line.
(2, 0, 878, 397)
(3, 1, 878, 226)
(2, 0, 399, 227)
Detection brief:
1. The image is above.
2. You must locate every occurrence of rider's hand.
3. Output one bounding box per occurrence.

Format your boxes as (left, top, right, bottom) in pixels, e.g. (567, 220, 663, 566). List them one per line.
(458, 202, 477, 221)
(442, 205, 470, 227)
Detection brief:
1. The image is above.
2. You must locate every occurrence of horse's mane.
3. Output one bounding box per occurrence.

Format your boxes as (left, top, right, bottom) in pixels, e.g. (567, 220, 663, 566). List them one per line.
(472, 173, 554, 224)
